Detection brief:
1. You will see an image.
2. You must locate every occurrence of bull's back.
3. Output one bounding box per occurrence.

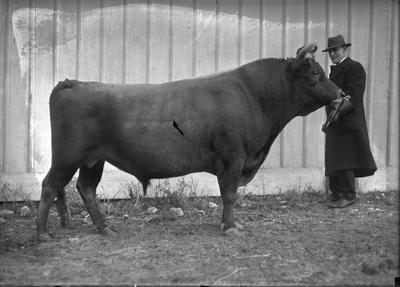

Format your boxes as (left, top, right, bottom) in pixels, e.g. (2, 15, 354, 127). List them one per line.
(49, 79, 229, 177)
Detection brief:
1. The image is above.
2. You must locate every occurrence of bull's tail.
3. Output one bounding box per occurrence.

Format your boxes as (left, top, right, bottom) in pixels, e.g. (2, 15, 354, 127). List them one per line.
(49, 78, 75, 105)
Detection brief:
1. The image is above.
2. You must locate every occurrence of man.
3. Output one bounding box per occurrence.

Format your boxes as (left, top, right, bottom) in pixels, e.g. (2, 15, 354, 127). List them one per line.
(322, 34, 377, 208)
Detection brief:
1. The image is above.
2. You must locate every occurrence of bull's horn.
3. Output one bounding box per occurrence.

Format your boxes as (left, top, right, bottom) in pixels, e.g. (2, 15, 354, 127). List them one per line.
(296, 41, 318, 58)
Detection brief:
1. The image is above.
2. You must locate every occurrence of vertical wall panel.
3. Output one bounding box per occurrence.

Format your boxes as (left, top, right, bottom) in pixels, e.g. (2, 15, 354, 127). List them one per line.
(350, 0, 370, 74)
(79, 0, 101, 82)
(32, 0, 55, 172)
(281, 0, 304, 168)
(172, 0, 194, 80)
(261, 0, 283, 168)
(240, 0, 261, 64)
(0, 0, 7, 173)
(328, 0, 348, 38)
(369, 0, 391, 167)
(218, 0, 239, 70)
(304, 0, 326, 167)
(148, 0, 170, 83)
(56, 0, 78, 81)
(195, 0, 216, 76)
(387, 0, 399, 167)
(8, 0, 30, 173)
(103, 0, 124, 83)
(125, 0, 148, 84)
(262, 0, 283, 58)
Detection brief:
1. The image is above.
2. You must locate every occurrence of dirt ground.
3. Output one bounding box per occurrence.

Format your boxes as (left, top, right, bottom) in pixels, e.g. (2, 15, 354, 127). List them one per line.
(0, 189, 398, 286)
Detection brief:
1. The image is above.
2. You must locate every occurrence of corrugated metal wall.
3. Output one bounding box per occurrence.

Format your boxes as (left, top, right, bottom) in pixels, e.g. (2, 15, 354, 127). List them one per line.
(0, 0, 399, 199)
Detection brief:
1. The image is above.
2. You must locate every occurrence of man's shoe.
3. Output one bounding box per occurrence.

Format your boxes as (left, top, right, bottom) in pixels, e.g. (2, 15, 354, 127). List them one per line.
(328, 197, 357, 208)
(327, 192, 342, 203)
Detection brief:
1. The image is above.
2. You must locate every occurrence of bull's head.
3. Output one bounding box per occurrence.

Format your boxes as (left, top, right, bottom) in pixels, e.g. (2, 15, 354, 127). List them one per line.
(288, 42, 341, 116)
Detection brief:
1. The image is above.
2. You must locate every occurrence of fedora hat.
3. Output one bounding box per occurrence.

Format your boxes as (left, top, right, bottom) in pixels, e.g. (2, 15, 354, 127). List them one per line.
(322, 34, 351, 52)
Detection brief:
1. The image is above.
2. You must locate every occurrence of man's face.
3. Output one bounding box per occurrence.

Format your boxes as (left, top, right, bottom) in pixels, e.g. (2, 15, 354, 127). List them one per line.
(328, 46, 347, 64)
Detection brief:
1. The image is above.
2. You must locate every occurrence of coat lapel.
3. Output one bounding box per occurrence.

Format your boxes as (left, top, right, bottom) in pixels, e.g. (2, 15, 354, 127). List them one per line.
(329, 65, 343, 79)
(329, 57, 351, 80)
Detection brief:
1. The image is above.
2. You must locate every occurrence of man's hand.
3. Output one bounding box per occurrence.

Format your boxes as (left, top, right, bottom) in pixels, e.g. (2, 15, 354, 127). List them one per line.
(322, 94, 353, 132)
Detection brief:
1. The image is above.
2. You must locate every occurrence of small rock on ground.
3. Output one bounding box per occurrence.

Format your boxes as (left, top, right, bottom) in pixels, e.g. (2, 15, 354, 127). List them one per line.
(0, 217, 6, 223)
(208, 202, 218, 209)
(0, 209, 14, 218)
(147, 206, 158, 214)
(123, 214, 129, 219)
(194, 208, 205, 215)
(170, 207, 184, 217)
(20, 206, 31, 217)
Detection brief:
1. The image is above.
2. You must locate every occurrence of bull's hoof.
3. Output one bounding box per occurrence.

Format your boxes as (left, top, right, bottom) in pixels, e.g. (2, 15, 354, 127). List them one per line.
(220, 222, 243, 231)
(60, 217, 72, 229)
(99, 226, 117, 236)
(224, 228, 243, 237)
(37, 232, 53, 242)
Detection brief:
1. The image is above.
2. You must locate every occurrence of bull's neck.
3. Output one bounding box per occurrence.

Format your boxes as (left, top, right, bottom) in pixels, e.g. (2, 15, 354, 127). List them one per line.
(237, 58, 300, 130)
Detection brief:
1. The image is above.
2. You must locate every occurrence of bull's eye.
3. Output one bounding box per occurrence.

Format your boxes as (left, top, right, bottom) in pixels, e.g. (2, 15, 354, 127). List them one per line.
(312, 69, 319, 75)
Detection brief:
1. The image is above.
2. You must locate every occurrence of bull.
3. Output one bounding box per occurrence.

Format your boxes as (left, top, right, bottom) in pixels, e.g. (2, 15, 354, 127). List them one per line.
(37, 43, 340, 240)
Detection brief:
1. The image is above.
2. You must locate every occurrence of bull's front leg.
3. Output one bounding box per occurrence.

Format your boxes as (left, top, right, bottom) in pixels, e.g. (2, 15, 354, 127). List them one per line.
(216, 156, 245, 236)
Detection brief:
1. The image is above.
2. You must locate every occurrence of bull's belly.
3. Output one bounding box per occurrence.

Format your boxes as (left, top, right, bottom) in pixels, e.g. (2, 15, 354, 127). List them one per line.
(100, 135, 214, 180)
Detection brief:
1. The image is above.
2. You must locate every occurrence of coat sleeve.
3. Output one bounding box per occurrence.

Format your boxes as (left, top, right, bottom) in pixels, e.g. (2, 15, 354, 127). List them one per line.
(343, 62, 366, 106)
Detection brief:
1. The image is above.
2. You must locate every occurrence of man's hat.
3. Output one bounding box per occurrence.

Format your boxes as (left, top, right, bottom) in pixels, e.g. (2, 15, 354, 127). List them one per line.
(322, 34, 351, 52)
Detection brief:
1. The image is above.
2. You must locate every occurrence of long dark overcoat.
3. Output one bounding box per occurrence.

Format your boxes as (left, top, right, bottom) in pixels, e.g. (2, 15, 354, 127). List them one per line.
(325, 57, 377, 177)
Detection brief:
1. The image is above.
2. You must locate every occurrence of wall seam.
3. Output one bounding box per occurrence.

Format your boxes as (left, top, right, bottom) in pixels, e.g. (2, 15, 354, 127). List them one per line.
(75, 0, 81, 79)
(386, 0, 395, 167)
(122, 0, 127, 84)
(27, 0, 35, 173)
(279, 0, 286, 168)
(52, 0, 58, 87)
(192, 0, 197, 77)
(99, 0, 104, 82)
(259, 0, 263, 59)
(347, 0, 352, 58)
(238, 0, 242, 66)
(366, 0, 374, 141)
(324, 0, 330, 76)
(2, 0, 11, 174)
(215, 0, 220, 72)
(302, 0, 309, 168)
(146, 0, 151, 83)
(169, 0, 174, 81)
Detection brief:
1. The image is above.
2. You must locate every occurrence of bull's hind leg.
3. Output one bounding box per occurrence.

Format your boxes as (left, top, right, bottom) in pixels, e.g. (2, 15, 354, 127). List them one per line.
(37, 166, 78, 240)
(216, 156, 245, 236)
(76, 161, 108, 234)
(55, 189, 71, 229)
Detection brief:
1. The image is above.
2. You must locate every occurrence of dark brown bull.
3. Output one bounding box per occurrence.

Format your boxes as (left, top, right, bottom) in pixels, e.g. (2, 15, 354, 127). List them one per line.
(37, 43, 340, 240)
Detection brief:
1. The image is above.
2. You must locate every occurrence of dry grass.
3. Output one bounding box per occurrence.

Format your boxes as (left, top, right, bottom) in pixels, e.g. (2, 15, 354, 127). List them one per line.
(0, 181, 398, 286)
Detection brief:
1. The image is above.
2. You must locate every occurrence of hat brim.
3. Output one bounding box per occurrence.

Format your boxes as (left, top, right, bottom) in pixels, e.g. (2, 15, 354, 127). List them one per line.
(322, 43, 351, 52)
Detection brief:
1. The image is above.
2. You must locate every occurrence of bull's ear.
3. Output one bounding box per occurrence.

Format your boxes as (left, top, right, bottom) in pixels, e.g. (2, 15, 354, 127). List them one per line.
(296, 42, 318, 59)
